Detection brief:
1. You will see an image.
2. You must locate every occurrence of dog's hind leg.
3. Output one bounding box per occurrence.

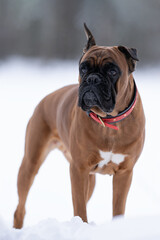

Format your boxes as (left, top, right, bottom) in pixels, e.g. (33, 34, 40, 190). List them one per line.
(13, 109, 56, 229)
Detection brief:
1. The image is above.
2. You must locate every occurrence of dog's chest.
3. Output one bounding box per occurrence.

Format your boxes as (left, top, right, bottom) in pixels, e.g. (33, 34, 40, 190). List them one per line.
(98, 151, 126, 167)
(90, 150, 126, 175)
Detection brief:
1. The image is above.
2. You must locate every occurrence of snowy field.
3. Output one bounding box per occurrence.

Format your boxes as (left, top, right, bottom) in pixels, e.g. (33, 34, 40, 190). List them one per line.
(0, 58, 160, 239)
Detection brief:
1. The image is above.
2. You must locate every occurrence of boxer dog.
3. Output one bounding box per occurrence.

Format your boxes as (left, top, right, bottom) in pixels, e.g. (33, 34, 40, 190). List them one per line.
(14, 23, 145, 228)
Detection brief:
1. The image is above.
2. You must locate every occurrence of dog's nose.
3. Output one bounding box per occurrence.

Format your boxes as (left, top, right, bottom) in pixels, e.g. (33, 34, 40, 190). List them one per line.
(86, 75, 101, 85)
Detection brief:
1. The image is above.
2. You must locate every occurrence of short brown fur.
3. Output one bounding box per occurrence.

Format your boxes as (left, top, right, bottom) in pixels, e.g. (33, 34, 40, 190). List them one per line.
(14, 44, 145, 228)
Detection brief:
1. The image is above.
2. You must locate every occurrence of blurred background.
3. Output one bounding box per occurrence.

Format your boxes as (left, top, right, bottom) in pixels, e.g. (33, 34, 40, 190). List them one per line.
(0, 0, 160, 65)
(0, 0, 160, 230)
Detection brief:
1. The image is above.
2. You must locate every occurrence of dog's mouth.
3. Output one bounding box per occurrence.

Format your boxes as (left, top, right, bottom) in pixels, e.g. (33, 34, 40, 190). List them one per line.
(78, 85, 116, 116)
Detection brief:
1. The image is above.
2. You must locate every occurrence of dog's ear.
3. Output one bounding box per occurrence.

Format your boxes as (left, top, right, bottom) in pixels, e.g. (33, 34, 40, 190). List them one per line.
(83, 23, 96, 54)
(118, 46, 139, 73)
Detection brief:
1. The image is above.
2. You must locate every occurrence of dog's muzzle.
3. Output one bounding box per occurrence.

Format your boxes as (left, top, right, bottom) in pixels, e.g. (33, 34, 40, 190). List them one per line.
(78, 73, 116, 113)
(83, 91, 98, 107)
(83, 74, 101, 107)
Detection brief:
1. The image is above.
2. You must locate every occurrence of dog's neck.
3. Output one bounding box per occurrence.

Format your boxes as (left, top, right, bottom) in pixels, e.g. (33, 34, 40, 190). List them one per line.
(112, 74, 135, 116)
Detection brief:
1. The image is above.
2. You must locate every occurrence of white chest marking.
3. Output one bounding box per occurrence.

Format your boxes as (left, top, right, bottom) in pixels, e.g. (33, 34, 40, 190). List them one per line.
(99, 151, 126, 168)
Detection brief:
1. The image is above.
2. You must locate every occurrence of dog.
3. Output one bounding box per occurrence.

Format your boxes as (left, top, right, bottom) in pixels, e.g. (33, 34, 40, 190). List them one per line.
(14, 23, 145, 228)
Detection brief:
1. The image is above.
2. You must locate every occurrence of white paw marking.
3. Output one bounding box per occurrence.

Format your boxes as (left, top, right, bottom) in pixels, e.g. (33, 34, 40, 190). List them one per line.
(99, 151, 126, 168)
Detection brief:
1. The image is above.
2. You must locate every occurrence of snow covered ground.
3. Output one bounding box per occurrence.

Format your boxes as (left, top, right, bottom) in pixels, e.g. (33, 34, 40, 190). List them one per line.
(0, 58, 160, 239)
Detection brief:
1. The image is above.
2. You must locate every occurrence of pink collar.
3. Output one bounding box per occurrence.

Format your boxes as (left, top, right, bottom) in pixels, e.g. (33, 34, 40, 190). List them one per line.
(88, 81, 138, 130)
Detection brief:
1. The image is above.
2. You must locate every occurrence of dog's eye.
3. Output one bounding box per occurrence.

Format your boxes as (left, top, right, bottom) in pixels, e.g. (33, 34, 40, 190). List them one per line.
(81, 66, 88, 74)
(80, 62, 91, 76)
(108, 69, 117, 77)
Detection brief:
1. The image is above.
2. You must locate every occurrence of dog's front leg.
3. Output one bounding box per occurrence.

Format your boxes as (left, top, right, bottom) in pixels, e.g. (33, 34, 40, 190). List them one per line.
(70, 164, 89, 222)
(113, 169, 133, 217)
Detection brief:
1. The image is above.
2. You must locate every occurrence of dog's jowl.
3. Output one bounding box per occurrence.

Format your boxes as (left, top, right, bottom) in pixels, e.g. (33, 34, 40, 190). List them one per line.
(14, 24, 145, 228)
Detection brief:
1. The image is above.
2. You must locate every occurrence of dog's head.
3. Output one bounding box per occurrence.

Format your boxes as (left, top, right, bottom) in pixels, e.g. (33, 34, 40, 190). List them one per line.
(78, 23, 139, 117)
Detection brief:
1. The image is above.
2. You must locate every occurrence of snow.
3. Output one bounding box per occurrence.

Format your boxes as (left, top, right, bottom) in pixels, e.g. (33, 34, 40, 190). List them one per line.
(0, 58, 160, 239)
(1, 215, 160, 240)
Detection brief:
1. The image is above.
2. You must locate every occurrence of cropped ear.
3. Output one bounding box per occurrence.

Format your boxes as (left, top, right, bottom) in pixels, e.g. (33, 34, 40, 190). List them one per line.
(83, 23, 96, 54)
(118, 46, 139, 73)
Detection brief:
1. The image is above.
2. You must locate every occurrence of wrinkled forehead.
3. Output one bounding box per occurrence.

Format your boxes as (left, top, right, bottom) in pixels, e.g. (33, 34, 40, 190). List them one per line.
(80, 46, 127, 71)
